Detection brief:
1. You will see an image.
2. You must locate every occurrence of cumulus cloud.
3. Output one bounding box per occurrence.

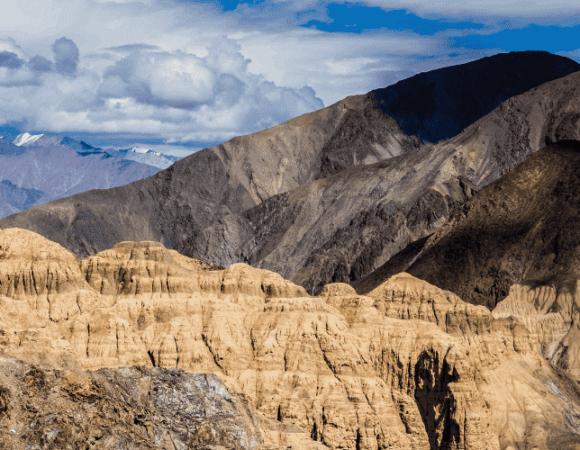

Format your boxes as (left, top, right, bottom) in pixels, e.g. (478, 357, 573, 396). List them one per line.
(0, 51, 24, 69)
(0, 38, 27, 60)
(28, 55, 53, 72)
(101, 51, 218, 108)
(52, 37, 79, 75)
(0, 34, 325, 143)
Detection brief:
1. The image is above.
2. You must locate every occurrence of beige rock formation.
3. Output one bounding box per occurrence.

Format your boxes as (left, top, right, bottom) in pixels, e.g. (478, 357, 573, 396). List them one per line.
(493, 282, 580, 381)
(1, 228, 580, 449)
(354, 273, 493, 335)
(0, 228, 104, 322)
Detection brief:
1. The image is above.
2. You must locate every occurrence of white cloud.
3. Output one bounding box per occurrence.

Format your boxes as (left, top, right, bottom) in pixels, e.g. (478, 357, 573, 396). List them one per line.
(237, 28, 439, 105)
(0, 38, 28, 60)
(0, 32, 325, 143)
(557, 49, 580, 63)
(101, 51, 218, 107)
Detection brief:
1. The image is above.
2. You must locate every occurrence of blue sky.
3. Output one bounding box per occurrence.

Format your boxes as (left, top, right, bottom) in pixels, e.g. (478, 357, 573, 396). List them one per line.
(0, 0, 578, 157)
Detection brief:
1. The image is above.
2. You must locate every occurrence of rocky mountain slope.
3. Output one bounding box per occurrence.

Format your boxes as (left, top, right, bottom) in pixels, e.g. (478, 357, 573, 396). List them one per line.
(191, 69, 580, 294)
(1, 51, 578, 293)
(368, 51, 580, 142)
(0, 228, 579, 449)
(364, 140, 580, 308)
(0, 94, 418, 257)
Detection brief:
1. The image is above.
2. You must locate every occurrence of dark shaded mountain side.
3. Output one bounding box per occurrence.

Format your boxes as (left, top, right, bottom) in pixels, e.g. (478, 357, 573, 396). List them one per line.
(0, 96, 418, 257)
(356, 141, 580, 312)
(409, 140, 580, 310)
(314, 104, 420, 179)
(369, 51, 580, 142)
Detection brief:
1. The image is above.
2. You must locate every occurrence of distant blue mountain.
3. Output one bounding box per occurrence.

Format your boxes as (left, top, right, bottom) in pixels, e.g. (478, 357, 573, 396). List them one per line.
(0, 179, 47, 218)
(0, 135, 164, 219)
(10, 133, 182, 169)
(104, 146, 181, 169)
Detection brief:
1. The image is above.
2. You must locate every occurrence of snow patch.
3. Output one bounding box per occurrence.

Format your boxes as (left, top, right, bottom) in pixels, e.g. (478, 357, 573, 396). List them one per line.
(130, 147, 151, 154)
(13, 133, 44, 146)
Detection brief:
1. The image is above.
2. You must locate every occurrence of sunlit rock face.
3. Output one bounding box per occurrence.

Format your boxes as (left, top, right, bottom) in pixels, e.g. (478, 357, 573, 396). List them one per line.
(0, 360, 265, 450)
(0, 228, 579, 449)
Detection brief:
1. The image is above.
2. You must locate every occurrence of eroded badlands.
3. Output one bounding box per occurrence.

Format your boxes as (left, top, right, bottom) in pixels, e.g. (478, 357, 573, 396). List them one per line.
(0, 228, 579, 449)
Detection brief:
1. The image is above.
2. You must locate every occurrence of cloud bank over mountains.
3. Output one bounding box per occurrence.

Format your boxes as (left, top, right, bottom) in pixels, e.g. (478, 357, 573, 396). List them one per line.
(0, 32, 324, 143)
(0, 0, 578, 146)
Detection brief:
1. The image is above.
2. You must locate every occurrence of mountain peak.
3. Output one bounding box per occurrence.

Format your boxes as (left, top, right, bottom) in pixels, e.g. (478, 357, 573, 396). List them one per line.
(369, 50, 580, 143)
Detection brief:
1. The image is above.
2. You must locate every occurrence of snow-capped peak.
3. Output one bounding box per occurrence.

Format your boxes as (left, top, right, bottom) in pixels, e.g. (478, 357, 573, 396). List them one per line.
(128, 146, 163, 156)
(130, 147, 150, 154)
(14, 132, 44, 146)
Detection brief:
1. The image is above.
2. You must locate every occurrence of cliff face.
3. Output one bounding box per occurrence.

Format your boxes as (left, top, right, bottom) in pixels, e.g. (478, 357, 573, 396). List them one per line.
(1, 228, 580, 450)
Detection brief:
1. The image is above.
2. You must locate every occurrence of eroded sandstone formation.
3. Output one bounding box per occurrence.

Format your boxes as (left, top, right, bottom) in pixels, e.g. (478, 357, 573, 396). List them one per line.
(1, 228, 580, 449)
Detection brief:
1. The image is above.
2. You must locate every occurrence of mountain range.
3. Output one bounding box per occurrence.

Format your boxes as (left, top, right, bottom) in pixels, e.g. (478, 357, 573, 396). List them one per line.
(1, 51, 578, 293)
(0, 134, 181, 219)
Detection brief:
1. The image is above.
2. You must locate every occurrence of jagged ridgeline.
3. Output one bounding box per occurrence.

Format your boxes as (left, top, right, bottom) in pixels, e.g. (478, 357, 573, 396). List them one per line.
(1, 228, 580, 449)
(0, 51, 579, 299)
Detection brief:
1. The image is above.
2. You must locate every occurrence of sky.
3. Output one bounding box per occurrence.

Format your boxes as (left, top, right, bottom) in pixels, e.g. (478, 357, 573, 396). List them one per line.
(0, 0, 578, 157)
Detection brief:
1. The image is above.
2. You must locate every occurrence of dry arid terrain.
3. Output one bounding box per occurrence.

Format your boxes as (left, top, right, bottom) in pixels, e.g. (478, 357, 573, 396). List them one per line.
(0, 228, 580, 449)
